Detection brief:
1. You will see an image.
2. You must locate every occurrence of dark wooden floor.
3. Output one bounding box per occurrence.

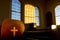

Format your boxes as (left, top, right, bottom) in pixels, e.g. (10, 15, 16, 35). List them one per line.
(0, 27, 60, 40)
(0, 31, 58, 40)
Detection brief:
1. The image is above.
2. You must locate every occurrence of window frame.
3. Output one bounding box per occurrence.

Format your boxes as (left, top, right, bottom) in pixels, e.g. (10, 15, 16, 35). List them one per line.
(11, 0, 21, 20)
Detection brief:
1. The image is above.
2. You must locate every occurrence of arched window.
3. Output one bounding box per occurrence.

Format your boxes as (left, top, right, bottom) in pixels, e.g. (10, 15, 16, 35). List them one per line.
(11, 0, 21, 20)
(24, 4, 40, 26)
(55, 5, 60, 25)
(24, 4, 35, 23)
(35, 7, 40, 26)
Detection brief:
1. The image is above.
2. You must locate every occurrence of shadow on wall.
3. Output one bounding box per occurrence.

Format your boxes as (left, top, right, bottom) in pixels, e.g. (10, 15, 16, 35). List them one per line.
(46, 11, 53, 28)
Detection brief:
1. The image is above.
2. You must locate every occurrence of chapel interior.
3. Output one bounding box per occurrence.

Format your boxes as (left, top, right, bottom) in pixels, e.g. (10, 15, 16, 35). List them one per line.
(0, 0, 60, 40)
